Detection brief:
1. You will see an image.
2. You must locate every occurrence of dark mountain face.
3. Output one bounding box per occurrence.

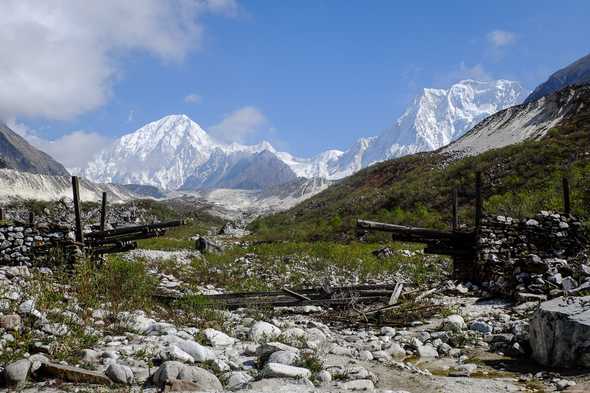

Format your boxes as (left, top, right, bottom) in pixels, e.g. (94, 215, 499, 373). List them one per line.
(181, 149, 298, 190)
(524, 53, 590, 103)
(0, 123, 69, 176)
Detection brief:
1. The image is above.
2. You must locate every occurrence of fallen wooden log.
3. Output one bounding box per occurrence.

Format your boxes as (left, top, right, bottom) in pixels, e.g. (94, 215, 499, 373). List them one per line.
(357, 219, 474, 243)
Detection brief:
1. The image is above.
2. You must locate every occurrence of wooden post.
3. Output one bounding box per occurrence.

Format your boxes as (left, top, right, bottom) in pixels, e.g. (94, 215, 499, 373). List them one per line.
(0, 207, 4, 222)
(100, 191, 107, 231)
(563, 177, 571, 215)
(453, 189, 460, 230)
(72, 176, 84, 243)
(475, 172, 483, 229)
(28, 211, 34, 226)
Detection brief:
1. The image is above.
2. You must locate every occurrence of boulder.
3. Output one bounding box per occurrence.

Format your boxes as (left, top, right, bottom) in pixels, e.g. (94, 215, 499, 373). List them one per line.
(442, 315, 466, 331)
(268, 350, 300, 365)
(529, 296, 590, 367)
(176, 339, 216, 362)
(224, 371, 253, 391)
(152, 361, 222, 391)
(3, 359, 31, 388)
(261, 363, 311, 379)
(204, 328, 235, 347)
(249, 321, 281, 343)
(105, 364, 134, 385)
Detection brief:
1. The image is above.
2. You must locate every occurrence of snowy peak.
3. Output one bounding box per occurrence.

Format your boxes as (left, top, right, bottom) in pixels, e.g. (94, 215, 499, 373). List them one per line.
(323, 79, 527, 177)
(82, 79, 526, 191)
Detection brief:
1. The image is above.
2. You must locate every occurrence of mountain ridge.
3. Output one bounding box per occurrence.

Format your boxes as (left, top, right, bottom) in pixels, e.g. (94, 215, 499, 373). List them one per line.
(81, 79, 525, 191)
(0, 123, 70, 177)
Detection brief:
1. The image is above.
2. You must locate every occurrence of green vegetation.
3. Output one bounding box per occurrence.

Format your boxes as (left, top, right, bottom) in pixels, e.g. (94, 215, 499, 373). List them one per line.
(251, 116, 590, 241)
(137, 214, 224, 250)
(74, 256, 158, 312)
(185, 241, 448, 292)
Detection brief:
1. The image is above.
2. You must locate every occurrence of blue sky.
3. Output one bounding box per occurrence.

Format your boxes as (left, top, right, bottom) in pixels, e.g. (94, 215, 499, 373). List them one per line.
(2, 0, 590, 167)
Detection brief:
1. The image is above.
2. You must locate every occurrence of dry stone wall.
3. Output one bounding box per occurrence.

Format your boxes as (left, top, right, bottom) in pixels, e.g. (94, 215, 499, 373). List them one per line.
(0, 223, 70, 266)
(467, 211, 588, 299)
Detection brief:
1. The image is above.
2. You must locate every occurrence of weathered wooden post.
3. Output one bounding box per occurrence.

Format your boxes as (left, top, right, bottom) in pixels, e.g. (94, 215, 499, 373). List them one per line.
(0, 207, 4, 222)
(452, 188, 459, 231)
(28, 211, 34, 226)
(562, 177, 571, 215)
(475, 172, 483, 229)
(72, 176, 84, 243)
(100, 191, 107, 231)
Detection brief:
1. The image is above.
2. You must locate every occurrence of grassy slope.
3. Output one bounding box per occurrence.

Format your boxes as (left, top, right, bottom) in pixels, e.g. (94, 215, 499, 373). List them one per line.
(251, 105, 590, 241)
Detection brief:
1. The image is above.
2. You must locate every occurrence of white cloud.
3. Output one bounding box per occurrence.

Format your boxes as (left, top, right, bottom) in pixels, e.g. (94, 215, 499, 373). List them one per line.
(209, 106, 268, 143)
(184, 93, 203, 104)
(7, 119, 112, 171)
(487, 30, 516, 48)
(0, 0, 239, 121)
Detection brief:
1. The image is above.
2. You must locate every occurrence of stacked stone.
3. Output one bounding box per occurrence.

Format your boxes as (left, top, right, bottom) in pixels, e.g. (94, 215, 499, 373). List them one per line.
(474, 211, 588, 300)
(0, 223, 69, 266)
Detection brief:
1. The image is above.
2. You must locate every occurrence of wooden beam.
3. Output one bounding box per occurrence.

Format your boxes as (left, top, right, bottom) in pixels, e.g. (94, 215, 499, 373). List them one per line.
(452, 188, 459, 231)
(388, 283, 403, 305)
(475, 171, 483, 229)
(100, 191, 107, 232)
(282, 287, 311, 301)
(71, 176, 84, 243)
(563, 177, 571, 215)
(357, 219, 473, 243)
(86, 220, 186, 239)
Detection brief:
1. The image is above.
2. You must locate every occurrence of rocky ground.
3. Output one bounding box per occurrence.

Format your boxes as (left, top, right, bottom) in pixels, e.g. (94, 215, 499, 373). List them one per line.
(1, 232, 590, 392)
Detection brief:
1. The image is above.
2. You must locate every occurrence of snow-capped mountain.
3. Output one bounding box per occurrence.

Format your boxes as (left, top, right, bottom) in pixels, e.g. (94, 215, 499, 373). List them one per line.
(82, 79, 526, 191)
(302, 79, 527, 179)
(82, 115, 284, 190)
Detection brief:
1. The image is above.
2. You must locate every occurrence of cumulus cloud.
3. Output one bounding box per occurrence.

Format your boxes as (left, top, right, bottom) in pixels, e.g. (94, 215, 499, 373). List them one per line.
(209, 106, 268, 143)
(487, 30, 516, 48)
(0, 0, 239, 121)
(7, 119, 112, 171)
(184, 93, 203, 104)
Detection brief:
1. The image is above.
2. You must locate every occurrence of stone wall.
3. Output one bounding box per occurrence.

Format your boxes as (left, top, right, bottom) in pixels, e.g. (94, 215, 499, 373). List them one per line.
(0, 223, 70, 266)
(457, 211, 589, 299)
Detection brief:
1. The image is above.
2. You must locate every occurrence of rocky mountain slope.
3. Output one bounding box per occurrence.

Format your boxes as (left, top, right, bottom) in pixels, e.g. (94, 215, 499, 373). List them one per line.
(0, 123, 69, 176)
(0, 169, 149, 203)
(525, 53, 590, 103)
(251, 84, 590, 240)
(442, 83, 588, 157)
(82, 80, 524, 191)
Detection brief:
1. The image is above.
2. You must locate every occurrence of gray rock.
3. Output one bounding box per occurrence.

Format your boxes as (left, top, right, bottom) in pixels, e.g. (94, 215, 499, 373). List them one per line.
(3, 359, 31, 387)
(175, 339, 216, 362)
(417, 344, 438, 358)
(261, 363, 311, 379)
(442, 315, 466, 331)
(268, 350, 300, 365)
(224, 371, 253, 391)
(317, 370, 332, 383)
(469, 320, 493, 334)
(250, 321, 281, 342)
(204, 328, 235, 347)
(105, 364, 134, 385)
(153, 361, 222, 391)
(529, 296, 590, 367)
